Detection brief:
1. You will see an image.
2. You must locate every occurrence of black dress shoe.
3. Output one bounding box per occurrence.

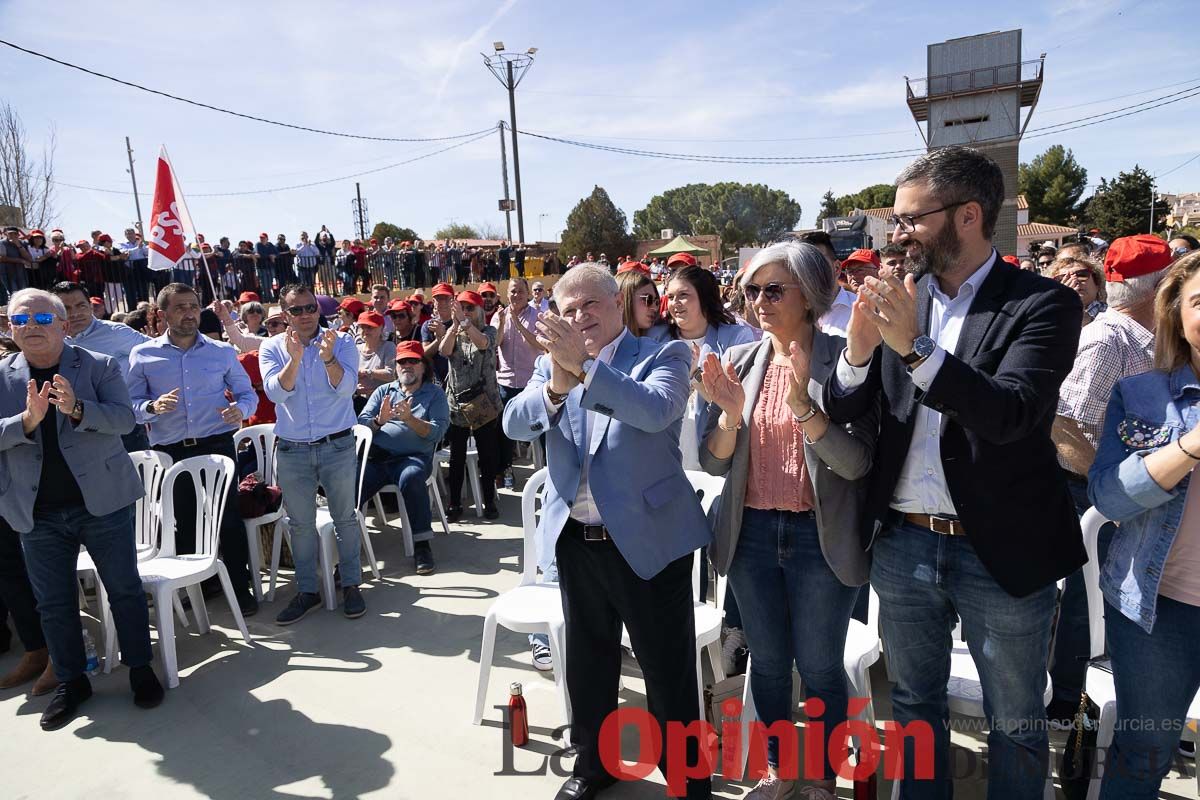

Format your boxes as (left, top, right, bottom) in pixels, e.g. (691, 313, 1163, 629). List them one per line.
(238, 594, 258, 618)
(414, 542, 435, 576)
(554, 775, 615, 800)
(483, 506, 499, 520)
(40, 675, 92, 731)
(445, 506, 463, 523)
(129, 664, 164, 709)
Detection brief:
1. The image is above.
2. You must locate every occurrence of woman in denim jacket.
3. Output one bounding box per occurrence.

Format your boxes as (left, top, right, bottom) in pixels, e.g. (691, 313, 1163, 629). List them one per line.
(1089, 251, 1200, 798)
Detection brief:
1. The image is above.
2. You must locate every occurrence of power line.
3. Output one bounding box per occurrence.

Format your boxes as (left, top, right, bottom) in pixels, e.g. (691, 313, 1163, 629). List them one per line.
(52, 130, 494, 198)
(1154, 152, 1200, 180)
(0, 39, 491, 143)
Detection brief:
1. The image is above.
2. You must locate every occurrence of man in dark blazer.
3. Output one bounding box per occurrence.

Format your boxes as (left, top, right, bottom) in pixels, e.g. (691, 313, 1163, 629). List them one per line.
(825, 146, 1085, 799)
(0, 288, 163, 731)
(503, 264, 711, 800)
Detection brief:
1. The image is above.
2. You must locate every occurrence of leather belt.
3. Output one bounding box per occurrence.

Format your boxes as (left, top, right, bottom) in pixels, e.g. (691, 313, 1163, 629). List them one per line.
(904, 513, 966, 537)
(308, 428, 353, 444)
(565, 518, 610, 541)
(170, 433, 229, 448)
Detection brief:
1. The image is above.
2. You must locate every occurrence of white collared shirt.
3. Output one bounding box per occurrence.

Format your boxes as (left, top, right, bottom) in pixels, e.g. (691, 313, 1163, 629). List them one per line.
(543, 328, 629, 525)
(818, 287, 856, 338)
(835, 251, 997, 516)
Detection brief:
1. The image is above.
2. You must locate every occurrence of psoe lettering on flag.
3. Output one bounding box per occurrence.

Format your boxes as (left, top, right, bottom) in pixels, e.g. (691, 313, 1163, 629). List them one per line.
(146, 146, 196, 273)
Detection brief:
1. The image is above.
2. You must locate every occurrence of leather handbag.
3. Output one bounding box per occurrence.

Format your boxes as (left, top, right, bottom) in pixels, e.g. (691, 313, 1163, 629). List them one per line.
(454, 381, 500, 430)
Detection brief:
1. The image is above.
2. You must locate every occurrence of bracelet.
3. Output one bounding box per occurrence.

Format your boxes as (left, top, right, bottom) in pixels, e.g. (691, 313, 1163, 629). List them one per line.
(1178, 437, 1200, 460)
(794, 405, 818, 424)
(718, 414, 742, 432)
(323, 356, 337, 365)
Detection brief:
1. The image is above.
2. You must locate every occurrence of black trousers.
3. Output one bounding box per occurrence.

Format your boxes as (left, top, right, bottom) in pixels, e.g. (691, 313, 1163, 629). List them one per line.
(0, 520, 45, 652)
(497, 384, 524, 473)
(446, 419, 500, 509)
(556, 522, 710, 797)
(154, 435, 253, 603)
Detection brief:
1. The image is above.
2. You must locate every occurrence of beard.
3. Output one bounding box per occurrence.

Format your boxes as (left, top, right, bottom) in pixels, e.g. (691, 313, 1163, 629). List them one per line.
(906, 221, 963, 280)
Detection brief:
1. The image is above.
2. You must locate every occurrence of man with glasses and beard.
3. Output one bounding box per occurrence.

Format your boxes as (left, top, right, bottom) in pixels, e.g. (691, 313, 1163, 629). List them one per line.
(825, 145, 1086, 798)
(260, 285, 366, 623)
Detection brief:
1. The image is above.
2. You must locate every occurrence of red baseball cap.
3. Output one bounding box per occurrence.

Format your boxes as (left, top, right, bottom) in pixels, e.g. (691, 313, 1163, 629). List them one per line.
(259, 232, 269, 239)
(396, 341, 425, 361)
(1002, 255, 1022, 267)
(666, 253, 698, 268)
(386, 299, 409, 313)
(457, 290, 484, 308)
(338, 297, 367, 316)
(89, 296, 105, 306)
(28, 229, 44, 237)
(97, 233, 113, 244)
(238, 291, 261, 303)
(478, 282, 498, 295)
(431, 282, 455, 298)
(617, 261, 651, 275)
(1104, 235, 1173, 282)
(357, 311, 385, 328)
(843, 248, 881, 268)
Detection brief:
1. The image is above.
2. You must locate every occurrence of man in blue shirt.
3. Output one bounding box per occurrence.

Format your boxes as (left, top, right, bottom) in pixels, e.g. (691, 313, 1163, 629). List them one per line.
(53, 281, 151, 451)
(127, 283, 260, 615)
(260, 284, 365, 623)
(358, 341, 449, 574)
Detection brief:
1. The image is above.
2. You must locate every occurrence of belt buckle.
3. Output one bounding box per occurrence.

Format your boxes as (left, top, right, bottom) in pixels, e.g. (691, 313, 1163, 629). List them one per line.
(929, 515, 959, 536)
(582, 525, 607, 542)
(181, 438, 199, 447)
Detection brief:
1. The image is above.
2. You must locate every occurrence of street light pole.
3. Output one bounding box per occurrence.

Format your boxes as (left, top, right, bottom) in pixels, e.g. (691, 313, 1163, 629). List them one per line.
(506, 61, 525, 245)
(498, 121, 512, 242)
(483, 44, 536, 245)
(125, 136, 145, 236)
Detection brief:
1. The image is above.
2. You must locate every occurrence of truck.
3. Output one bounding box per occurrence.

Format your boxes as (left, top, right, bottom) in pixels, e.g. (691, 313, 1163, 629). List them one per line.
(821, 213, 890, 259)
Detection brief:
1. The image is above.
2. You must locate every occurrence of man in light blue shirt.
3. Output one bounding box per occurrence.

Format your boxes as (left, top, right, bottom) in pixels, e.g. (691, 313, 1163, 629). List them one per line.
(260, 284, 365, 623)
(53, 281, 151, 451)
(127, 283, 260, 613)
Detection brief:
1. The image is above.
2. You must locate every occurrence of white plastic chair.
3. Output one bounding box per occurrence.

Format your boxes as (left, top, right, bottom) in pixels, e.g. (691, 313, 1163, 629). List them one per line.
(370, 474, 451, 558)
(121, 455, 252, 689)
(233, 424, 286, 601)
(438, 436, 483, 518)
(473, 468, 571, 741)
(738, 587, 883, 773)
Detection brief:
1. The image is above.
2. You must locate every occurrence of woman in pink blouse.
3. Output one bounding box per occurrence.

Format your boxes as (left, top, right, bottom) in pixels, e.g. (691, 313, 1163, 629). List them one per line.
(700, 240, 878, 800)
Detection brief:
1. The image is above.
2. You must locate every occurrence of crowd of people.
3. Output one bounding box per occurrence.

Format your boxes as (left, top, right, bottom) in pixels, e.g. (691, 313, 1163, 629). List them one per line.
(3, 145, 1200, 800)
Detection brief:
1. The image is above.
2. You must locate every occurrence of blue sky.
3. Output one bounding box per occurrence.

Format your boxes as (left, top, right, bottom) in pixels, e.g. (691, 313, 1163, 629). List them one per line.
(2, 0, 1194, 243)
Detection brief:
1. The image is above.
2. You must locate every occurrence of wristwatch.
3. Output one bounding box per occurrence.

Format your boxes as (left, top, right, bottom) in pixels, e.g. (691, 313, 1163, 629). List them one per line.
(901, 335, 935, 366)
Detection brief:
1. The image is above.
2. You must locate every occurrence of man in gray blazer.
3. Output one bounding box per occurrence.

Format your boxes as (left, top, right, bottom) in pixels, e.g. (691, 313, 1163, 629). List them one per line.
(0, 288, 162, 731)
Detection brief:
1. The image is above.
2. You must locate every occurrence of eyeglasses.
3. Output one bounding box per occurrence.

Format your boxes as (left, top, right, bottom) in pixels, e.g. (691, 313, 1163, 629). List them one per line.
(397, 358, 422, 366)
(1055, 269, 1093, 283)
(635, 293, 659, 307)
(265, 319, 288, 328)
(743, 283, 802, 304)
(286, 303, 318, 316)
(11, 312, 56, 326)
(888, 201, 967, 233)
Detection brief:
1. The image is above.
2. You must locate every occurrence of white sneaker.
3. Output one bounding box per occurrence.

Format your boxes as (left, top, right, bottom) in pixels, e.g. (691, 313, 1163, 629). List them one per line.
(745, 773, 794, 800)
(531, 641, 553, 671)
(722, 626, 747, 676)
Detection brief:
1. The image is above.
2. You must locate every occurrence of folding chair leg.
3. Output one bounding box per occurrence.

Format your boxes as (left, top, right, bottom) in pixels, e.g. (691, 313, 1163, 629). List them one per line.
(358, 511, 380, 580)
(155, 586, 180, 690)
(473, 612, 498, 724)
(318, 531, 337, 611)
(549, 624, 572, 746)
(173, 593, 190, 628)
(428, 478, 450, 535)
(186, 584, 211, 635)
(216, 561, 252, 644)
(268, 523, 286, 602)
(244, 522, 264, 601)
(467, 456, 483, 518)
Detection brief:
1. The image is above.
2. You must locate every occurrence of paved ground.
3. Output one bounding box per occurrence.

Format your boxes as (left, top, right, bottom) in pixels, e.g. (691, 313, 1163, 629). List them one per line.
(1, 463, 1198, 799)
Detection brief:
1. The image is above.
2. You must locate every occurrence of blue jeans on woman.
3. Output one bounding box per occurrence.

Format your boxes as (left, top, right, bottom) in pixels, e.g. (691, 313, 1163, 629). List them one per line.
(20, 504, 153, 682)
(359, 452, 433, 542)
(1100, 595, 1200, 799)
(871, 518, 1058, 800)
(727, 507, 858, 777)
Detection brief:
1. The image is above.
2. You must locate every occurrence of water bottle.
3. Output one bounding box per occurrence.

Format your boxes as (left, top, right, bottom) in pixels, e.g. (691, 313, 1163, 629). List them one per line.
(509, 682, 529, 747)
(83, 629, 100, 676)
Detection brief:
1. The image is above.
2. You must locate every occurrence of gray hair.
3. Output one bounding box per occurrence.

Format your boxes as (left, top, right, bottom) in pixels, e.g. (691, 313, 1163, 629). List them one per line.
(8, 288, 66, 319)
(554, 263, 618, 301)
(1107, 269, 1166, 310)
(240, 301, 266, 318)
(895, 145, 1004, 240)
(741, 241, 836, 322)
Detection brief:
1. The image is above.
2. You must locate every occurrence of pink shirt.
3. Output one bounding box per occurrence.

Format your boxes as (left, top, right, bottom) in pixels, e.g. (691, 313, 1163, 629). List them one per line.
(744, 362, 815, 513)
(1159, 473, 1200, 607)
(496, 304, 540, 388)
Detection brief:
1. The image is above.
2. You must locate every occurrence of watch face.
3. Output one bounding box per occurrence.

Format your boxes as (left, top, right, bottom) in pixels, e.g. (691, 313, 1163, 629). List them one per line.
(914, 336, 935, 358)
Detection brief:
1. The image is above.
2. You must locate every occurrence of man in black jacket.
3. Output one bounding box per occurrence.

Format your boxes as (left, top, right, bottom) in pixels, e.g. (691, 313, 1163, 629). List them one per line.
(825, 146, 1085, 799)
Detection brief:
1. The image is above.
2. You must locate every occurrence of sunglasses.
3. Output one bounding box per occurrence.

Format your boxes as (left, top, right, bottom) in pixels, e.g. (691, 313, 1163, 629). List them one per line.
(635, 292, 659, 307)
(397, 358, 422, 366)
(1055, 268, 1093, 283)
(1037, 259, 1055, 267)
(11, 312, 56, 326)
(480, 292, 497, 299)
(286, 303, 319, 316)
(266, 319, 288, 328)
(1174, 246, 1192, 256)
(743, 282, 801, 304)
(461, 304, 477, 312)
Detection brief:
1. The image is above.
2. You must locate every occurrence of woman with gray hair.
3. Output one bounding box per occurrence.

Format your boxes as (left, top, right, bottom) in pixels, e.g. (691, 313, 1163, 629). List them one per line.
(699, 240, 878, 800)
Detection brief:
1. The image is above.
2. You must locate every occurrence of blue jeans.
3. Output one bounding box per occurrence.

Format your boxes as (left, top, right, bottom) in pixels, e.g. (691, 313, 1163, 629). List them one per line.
(871, 519, 1058, 799)
(21, 504, 153, 682)
(1100, 595, 1200, 799)
(275, 435, 363, 594)
(727, 507, 858, 776)
(360, 452, 433, 542)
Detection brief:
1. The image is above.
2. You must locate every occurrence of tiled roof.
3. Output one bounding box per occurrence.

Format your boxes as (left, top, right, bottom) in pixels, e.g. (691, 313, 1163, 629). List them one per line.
(1018, 222, 1079, 236)
(861, 194, 1029, 218)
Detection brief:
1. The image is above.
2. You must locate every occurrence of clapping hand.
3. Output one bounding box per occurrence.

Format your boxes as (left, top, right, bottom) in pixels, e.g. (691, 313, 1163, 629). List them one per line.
(48, 374, 78, 417)
(23, 379, 51, 429)
(785, 341, 813, 414)
(535, 312, 588, 376)
(700, 352, 744, 420)
(845, 288, 884, 367)
(858, 270, 919, 358)
(284, 329, 305, 361)
(152, 388, 180, 415)
(219, 403, 243, 426)
(317, 330, 337, 363)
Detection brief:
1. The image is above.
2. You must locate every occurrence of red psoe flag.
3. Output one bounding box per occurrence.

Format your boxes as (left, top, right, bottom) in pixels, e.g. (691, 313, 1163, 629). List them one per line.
(146, 146, 195, 271)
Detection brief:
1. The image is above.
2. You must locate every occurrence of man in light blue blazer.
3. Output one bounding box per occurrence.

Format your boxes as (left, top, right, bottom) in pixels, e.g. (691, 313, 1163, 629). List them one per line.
(503, 264, 711, 800)
(0, 288, 162, 731)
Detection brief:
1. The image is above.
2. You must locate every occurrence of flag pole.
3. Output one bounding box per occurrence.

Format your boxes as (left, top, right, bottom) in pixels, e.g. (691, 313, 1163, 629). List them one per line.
(159, 147, 222, 303)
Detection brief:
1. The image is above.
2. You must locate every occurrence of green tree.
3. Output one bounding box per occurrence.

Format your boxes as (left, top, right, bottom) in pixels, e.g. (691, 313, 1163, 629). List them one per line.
(1019, 145, 1088, 226)
(370, 222, 419, 243)
(1084, 166, 1168, 239)
(560, 186, 635, 261)
(435, 222, 480, 240)
(835, 184, 896, 216)
(815, 189, 839, 226)
(632, 182, 802, 252)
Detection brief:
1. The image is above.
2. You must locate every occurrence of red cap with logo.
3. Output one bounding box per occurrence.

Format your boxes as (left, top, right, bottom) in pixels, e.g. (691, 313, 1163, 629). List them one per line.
(238, 291, 261, 303)
(617, 261, 651, 275)
(357, 311, 385, 328)
(396, 341, 425, 361)
(1104, 234, 1173, 282)
(843, 248, 881, 268)
(666, 253, 698, 268)
(338, 297, 367, 316)
(457, 290, 484, 307)
(386, 299, 410, 313)
(431, 282, 455, 298)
